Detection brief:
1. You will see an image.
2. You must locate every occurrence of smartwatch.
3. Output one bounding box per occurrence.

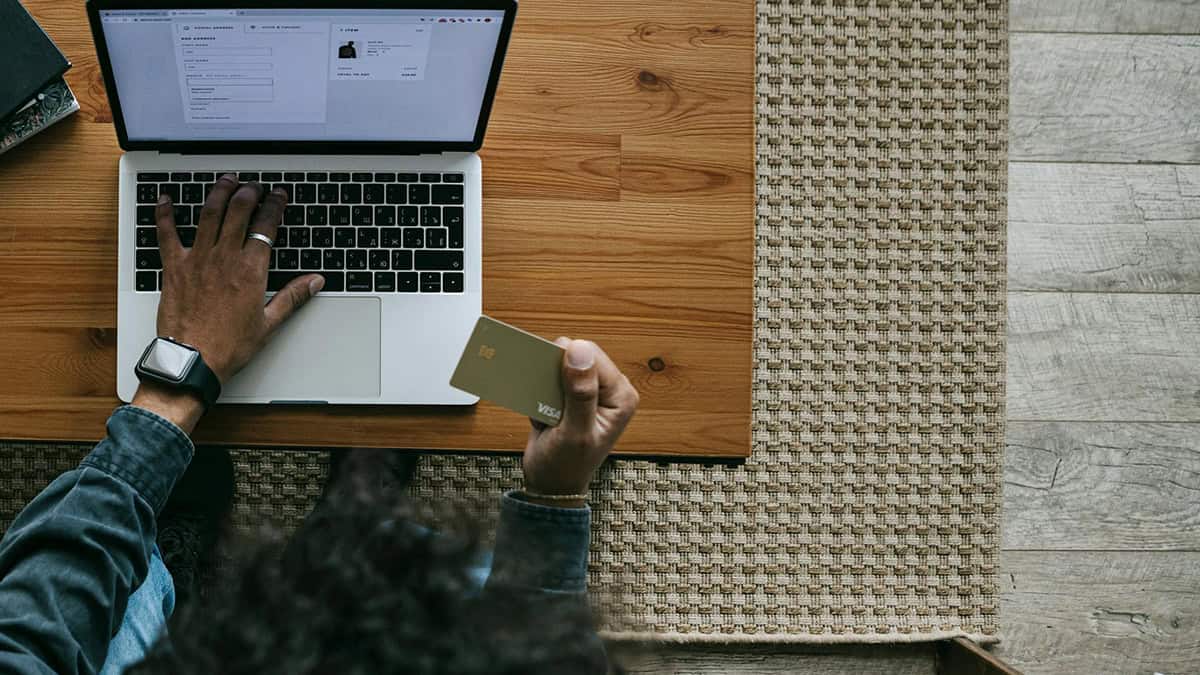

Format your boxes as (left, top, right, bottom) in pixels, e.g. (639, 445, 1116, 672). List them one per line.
(134, 337, 222, 409)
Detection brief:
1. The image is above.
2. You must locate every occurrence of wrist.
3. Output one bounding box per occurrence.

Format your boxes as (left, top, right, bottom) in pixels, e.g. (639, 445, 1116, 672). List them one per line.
(132, 382, 205, 435)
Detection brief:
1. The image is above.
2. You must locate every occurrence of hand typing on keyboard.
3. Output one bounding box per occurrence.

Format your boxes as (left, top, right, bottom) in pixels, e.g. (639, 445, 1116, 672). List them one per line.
(132, 174, 324, 428)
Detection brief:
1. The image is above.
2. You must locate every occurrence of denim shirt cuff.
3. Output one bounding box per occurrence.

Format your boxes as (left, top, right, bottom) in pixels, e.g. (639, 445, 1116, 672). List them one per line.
(490, 490, 591, 593)
(80, 405, 194, 515)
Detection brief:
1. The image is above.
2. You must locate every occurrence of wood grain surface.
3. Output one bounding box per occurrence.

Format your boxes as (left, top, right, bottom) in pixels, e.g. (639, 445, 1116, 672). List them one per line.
(614, 643, 935, 675)
(0, 0, 756, 457)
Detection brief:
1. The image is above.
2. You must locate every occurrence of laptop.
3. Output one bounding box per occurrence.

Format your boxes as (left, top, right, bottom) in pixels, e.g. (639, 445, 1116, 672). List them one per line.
(86, 1, 518, 405)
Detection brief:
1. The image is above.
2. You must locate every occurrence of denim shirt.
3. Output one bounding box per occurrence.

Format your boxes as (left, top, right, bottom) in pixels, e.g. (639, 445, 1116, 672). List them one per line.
(0, 406, 594, 675)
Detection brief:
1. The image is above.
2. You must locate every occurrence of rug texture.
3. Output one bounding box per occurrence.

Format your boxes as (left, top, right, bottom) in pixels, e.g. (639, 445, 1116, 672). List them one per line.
(0, 0, 1006, 645)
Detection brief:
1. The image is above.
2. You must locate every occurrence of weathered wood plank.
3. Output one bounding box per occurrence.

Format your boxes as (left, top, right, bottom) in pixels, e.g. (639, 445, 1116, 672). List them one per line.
(1004, 422, 1200, 551)
(613, 642, 934, 674)
(1010, 35, 1200, 163)
(1008, 292, 1200, 421)
(997, 551, 1200, 675)
(1011, 0, 1200, 34)
(1009, 163, 1200, 292)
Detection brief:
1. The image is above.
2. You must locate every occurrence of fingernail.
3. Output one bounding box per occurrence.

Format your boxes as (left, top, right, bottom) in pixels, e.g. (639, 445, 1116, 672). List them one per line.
(158, 193, 170, 204)
(309, 276, 325, 294)
(566, 340, 595, 370)
(221, 173, 238, 183)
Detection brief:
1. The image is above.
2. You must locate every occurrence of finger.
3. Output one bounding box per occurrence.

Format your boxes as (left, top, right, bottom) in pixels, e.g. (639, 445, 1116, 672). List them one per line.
(560, 340, 599, 438)
(244, 188, 287, 266)
(153, 193, 184, 264)
(589, 343, 637, 410)
(196, 174, 240, 249)
(219, 181, 264, 250)
(263, 274, 325, 334)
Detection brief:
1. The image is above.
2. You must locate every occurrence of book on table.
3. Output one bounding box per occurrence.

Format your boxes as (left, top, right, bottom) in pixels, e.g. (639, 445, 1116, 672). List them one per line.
(0, 0, 76, 155)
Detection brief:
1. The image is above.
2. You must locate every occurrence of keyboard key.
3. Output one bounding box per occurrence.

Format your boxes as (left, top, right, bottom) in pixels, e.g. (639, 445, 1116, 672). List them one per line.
(307, 205, 329, 226)
(352, 205, 373, 226)
(357, 228, 379, 248)
(369, 250, 390, 270)
(275, 227, 289, 247)
(195, 172, 217, 182)
(432, 185, 464, 205)
(295, 183, 317, 203)
(136, 250, 162, 270)
(420, 173, 441, 183)
(159, 184, 181, 203)
(408, 184, 430, 204)
(272, 183, 294, 201)
(347, 249, 368, 270)
(173, 205, 192, 226)
(445, 206, 464, 248)
(137, 205, 157, 225)
(285, 205, 306, 225)
(307, 172, 328, 182)
(138, 172, 169, 182)
(374, 205, 396, 226)
(363, 184, 385, 204)
(278, 249, 299, 270)
(137, 184, 159, 204)
(261, 172, 283, 182)
(267, 271, 302, 292)
(415, 250, 463, 271)
(347, 272, 372, 292)
(290, 227, 311, 248)
(170, 172, 192, 182)
(312, 227, 333, 247)
(284, 172, 306, 182)
(330, 172, 351, 182)
(136, 227, 157, 247)
(374, 271, 395, 291)
(239, 172, 260, 182)
(381, 228, 404, 247)
(443, 173, 464, 183)
(181, 184, 204, 203)
(443, 272, 464, 293)
(352, 172, 373, 182)
(340, 183, 362, 204)
(398, 206, 419, 226)
(335, 228, 356, 248)
(318, 184, 339, 204)
(331, 206, 351, 226)
(136, 271, 157, 292)
(397, 272, 418, 292)
(420, 206, 441, 227)
(301, 249, 322, 270)
(392, 250, 413, 270)
(397, 173, 419, 182)
(420, 272, 441, 293)
(386, 185, 407, 204)
(426, 228, 448, 249)
(323, 249, 345, 270)
(319, 271, 345, 292)
(403, 228, 424, 248)
(192, 206, 204, 224)
(374, 172, 396, 182)
(177, 227, 197, 247)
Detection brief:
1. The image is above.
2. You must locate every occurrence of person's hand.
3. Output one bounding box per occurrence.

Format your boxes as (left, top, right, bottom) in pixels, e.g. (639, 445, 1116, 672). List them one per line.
(132, 174, 325, 433)
(520, 339, 640, 508)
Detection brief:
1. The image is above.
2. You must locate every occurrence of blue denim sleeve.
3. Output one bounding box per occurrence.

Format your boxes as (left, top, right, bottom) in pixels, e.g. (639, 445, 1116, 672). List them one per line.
(486, 490, 592, 594)
(0, 406, 192, 675)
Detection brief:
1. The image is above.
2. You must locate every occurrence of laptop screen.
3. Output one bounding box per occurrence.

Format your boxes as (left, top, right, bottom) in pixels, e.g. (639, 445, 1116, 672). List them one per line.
(96, 8, 508, 144)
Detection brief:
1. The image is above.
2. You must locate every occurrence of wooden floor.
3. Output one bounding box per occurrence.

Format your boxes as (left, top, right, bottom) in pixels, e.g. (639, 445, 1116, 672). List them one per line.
(621, 2, 1200, 673)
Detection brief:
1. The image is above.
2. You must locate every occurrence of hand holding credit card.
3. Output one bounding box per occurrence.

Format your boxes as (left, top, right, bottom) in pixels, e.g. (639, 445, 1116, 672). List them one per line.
(449, 315, 642, 502)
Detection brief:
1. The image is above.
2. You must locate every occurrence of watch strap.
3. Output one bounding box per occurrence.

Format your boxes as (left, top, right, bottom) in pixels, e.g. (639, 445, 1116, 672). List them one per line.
(181, 352, 222, 409)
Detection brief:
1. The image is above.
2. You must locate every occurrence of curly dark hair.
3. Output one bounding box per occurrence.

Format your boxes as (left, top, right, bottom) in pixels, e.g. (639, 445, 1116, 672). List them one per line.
(131, 481, 619, 675)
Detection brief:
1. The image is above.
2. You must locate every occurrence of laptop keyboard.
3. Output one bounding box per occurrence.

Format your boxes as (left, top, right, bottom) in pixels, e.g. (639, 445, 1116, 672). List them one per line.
(132, 171, 466, 294)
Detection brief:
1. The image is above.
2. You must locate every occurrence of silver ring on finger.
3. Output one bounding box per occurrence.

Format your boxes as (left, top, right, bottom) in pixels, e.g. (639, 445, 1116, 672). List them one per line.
(246, 232, 275, 249)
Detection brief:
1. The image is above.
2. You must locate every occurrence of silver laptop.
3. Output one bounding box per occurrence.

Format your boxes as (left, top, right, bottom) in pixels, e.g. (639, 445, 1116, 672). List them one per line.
(88, 1, 517, 405)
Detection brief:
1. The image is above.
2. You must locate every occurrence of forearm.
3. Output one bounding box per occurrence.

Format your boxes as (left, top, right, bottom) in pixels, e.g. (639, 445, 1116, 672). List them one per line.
(485, 490, 591, 595)
(0, 406, 192, 675)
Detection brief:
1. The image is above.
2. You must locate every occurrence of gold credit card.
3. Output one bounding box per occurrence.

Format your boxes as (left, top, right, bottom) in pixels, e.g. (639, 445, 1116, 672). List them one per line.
(449, 316, 566, 426)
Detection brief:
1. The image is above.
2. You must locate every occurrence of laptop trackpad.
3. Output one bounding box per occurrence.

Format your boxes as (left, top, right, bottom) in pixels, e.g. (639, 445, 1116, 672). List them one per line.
(223, 297, 381, 401)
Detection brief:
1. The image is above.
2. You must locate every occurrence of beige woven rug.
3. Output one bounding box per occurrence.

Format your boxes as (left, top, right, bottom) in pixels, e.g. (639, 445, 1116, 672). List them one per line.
(0, 0, 1007, 645)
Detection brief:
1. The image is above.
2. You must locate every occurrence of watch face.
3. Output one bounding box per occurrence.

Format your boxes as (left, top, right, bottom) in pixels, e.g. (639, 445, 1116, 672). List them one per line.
(140, 339, 198, 382)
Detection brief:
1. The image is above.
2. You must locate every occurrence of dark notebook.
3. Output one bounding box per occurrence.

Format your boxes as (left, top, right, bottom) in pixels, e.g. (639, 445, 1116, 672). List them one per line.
(0, 0, 70, 123)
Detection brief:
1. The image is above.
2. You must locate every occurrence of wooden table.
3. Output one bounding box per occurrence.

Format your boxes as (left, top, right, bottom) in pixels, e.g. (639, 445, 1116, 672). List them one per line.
(0, 1, 755, 459)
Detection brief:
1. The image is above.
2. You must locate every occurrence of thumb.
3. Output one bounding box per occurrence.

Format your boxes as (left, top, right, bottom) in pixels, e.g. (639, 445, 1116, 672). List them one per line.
(264, 274, 324, 333)
(560, 340, 598, 436)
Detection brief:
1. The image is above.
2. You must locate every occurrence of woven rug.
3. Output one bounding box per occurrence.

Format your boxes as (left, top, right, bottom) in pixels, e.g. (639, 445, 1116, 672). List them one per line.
(0, 0, 1007, 645)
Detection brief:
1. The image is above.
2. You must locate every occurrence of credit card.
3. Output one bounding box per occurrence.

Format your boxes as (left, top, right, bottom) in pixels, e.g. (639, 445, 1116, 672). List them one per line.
(449, 315, 566, 426)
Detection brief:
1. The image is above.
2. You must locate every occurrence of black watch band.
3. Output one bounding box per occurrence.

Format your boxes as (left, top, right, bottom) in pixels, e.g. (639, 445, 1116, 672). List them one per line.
(134, 337, 222, 409)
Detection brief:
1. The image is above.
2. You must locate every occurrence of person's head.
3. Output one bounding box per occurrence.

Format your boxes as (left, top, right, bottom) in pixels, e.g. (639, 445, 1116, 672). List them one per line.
(131, 487, 619, 675)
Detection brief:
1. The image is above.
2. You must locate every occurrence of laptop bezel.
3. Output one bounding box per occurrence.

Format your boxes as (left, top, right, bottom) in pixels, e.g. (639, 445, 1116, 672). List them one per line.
(85, 0, 518, 155)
